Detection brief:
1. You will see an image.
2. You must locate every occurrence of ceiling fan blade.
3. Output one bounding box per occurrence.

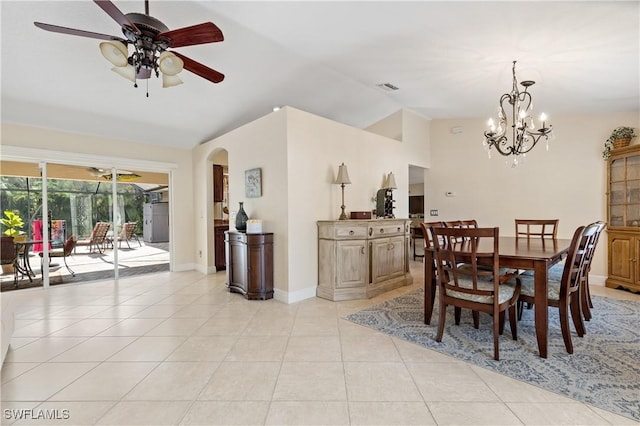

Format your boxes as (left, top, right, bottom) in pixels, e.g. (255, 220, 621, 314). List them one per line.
(34, 22, 126, 42)
(172, 51, 224, 83)
(158, 22, 223, 48)
(94, 0, 141, 34)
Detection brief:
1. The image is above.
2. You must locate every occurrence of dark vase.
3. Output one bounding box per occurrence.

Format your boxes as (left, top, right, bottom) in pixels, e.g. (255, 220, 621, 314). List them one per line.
(236, 202, 249, 231)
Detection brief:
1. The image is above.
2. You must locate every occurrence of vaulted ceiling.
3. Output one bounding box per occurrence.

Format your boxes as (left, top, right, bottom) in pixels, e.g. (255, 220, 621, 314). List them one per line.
(2, 1, 638, 149)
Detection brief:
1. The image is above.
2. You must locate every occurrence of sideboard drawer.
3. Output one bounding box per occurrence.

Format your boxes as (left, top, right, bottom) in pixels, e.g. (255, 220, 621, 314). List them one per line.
(371, 224, 405, 237)
(334, 226, 368, 239)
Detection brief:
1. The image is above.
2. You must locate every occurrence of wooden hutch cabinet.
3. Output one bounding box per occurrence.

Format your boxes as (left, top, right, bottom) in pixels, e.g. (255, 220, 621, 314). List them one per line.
(606, 144, 640, 293)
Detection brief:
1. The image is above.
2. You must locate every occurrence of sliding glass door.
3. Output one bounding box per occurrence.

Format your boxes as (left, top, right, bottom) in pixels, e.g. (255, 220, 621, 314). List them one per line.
(1, 160, 170, 291)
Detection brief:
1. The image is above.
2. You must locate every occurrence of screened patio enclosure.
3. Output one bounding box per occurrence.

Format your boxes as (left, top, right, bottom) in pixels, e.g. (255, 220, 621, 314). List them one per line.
(0, 161, 170, 291)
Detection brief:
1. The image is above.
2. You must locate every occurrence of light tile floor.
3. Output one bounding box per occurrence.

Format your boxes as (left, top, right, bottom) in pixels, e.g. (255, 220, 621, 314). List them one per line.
(1, 261, 639, 425)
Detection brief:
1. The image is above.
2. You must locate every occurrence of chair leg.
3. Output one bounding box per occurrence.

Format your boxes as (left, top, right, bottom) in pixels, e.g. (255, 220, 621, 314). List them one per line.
(454, 307, 462, 325)
(63, 256, 75, 277)
(517, 300, 524, 321)
(472, 311, 479, 329)
(559, 300, 574, 354)
(498, 311, 505, 335)
(570, 294, 585, 337)
(436, 300, 447, 343)
(508, 305, 518, 340)
(582, 277, 592, 321)
(493, 311, 500, 361)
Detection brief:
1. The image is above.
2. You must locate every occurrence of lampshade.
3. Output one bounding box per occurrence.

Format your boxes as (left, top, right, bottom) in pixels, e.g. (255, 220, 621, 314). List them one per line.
(335, 163, 351, 185)
(158, 51, 184, 76)
(162, 73, 183, 88)
(99, 41, 129, 67)
(385, 172, 397, 189)
(111, 64, 136, 82)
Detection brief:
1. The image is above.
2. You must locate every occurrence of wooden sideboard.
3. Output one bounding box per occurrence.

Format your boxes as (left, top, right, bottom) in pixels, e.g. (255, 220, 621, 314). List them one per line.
(225, 231, 274, 300)
(317, 219, 413, 301)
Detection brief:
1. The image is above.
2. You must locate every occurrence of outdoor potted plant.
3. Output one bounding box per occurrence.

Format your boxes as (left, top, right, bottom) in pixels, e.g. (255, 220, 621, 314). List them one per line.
(1, 210, 24, 238)
(603, 126, 637, 160)
(1, 210, 25, 274)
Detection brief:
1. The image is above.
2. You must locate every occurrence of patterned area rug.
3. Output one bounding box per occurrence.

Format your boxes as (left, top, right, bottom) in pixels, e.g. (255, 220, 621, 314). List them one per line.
(344, 289, 640, 421)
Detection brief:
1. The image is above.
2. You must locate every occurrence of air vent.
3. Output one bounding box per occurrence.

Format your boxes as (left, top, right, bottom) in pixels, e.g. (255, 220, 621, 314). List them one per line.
(376, 82, 399, 92)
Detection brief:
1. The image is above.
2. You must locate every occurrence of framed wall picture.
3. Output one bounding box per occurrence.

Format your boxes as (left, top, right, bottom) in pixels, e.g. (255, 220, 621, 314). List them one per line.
(245, 168, 262, 198)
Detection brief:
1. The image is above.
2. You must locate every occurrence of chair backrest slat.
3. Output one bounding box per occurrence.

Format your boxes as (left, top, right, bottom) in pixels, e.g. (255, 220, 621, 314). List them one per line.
(515, 219, 559, 239)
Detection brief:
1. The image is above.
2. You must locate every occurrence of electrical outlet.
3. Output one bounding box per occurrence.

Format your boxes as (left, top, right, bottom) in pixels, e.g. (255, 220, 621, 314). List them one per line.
(198, 250, 202, 258)
(430, 210, 439, 216)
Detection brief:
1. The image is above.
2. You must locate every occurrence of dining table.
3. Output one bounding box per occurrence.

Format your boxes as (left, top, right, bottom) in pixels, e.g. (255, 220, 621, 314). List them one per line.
(423, 236, 572, 358)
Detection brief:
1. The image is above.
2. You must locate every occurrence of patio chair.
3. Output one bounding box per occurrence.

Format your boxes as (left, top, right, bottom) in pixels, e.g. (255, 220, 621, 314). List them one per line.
(40, 235, 77, 277)
(116, 222, 141, 249)
(75, 222, 110, 253)
(1, 237, 19, 286)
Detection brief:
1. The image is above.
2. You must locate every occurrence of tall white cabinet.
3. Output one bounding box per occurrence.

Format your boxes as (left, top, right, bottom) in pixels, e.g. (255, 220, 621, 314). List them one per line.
(317, 219, 413, 301)
(143, 202, 169, 243)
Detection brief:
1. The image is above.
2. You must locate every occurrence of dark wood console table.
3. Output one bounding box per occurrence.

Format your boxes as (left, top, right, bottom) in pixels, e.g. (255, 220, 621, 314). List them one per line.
(225, 231, 274, 300)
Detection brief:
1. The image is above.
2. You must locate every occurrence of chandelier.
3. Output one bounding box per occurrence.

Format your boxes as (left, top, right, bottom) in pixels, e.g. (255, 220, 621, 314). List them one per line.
(483, 61, 553, 166)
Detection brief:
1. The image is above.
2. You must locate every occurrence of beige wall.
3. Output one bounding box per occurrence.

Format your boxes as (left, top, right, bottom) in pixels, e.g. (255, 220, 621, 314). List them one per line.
(426, 111, 640, 281)
(193, 109, 289, 290)
(0, 123, 194, 270)
(195, 107, 429, 302)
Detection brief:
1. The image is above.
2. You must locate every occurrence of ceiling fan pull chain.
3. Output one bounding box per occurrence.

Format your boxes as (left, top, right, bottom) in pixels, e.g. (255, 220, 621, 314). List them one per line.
(146, 79, 149, 98)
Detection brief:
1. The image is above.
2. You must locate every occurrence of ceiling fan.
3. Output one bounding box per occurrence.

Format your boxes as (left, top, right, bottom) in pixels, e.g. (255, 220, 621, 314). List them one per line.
(34, 0, 224, 91)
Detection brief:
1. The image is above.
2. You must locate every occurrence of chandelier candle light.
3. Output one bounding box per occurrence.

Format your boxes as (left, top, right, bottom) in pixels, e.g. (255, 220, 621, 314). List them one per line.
(483, 61, 553, 167)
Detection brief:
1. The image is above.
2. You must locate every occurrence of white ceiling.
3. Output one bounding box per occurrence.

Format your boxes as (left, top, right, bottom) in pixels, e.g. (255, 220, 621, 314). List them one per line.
(1, 1, 639, 152)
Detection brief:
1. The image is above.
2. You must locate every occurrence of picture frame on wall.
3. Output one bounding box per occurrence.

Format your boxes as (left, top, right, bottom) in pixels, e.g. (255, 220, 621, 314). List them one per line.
(245, 168, 262, 198)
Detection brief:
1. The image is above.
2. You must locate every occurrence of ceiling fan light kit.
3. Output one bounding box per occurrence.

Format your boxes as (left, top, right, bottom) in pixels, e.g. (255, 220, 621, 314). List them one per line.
(158, 51, 183, 76)
(35, 0, 225, 96)
(99, 40, 128, 67)
(162, 73, 183, 88)
(111, 64, 136, 83)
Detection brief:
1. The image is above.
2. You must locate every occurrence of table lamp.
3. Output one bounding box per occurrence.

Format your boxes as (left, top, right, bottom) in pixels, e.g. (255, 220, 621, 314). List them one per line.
(335, 163, 351, 220)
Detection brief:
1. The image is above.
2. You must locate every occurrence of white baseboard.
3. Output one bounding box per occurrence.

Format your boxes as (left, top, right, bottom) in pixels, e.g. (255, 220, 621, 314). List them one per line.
(274, 285, 317, 304)
(589, 274, 607, 286)
(173, 263, 197, 272)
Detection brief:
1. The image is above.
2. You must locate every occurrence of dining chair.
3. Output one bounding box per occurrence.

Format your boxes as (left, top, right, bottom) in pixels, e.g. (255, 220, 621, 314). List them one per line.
(515, 219, 559, 239)
(40, 235, 77, 277)
(514, 219, 560, 312)
(577, 221, 605, 321)
(517, 223, 598, 354)
(431, 226, 521, 361)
